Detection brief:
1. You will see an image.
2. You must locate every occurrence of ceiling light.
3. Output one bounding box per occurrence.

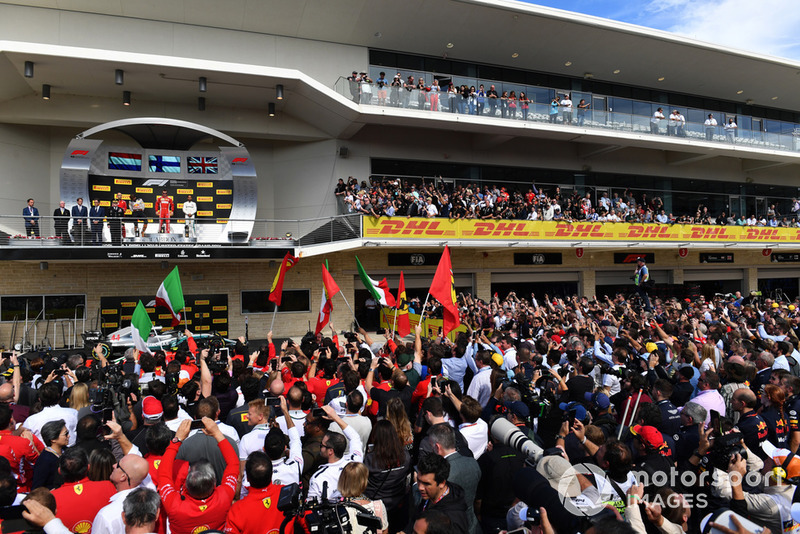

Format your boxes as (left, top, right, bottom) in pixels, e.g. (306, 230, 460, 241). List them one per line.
(564, 61, 572, 66)
(24, 61, 34, 78)
(657, 77, 665, 81)
(199, 76, 207, 92)
(268, 102, 275, 117)
(613, 69, 620, 74)
(736, 90, 744, 94)
(511, 53, 519, 58)
(446, 43, 454, 49)
(198, 97, 206, 111)
(374, 32, 382, 38)
(115, 69, 124, 85)
(41, 84, 50, 100)
(584, 72, 594, 79)
(772, 96, 779, 100)
(745, 99, 754, 105)
(276, 84, 284, 100)
(123, 91, 131, 106)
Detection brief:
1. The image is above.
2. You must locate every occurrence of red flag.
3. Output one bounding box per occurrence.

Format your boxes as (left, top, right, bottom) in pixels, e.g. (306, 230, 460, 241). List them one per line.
(315, 264, 341, 335)
(268, 253, 298, 306)
(429, 246, 460, 335)
(397, 271, 411, 338)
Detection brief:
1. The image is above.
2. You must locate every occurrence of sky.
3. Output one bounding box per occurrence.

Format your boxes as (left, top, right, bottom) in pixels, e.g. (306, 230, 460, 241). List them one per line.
(520, 0, 800, 62)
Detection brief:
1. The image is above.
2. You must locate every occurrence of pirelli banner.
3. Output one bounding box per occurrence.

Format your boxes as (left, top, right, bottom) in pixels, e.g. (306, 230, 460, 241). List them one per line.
(99, 294, 228, 336)
(378, 310, 468, 342)
(363, 218, 800, 244)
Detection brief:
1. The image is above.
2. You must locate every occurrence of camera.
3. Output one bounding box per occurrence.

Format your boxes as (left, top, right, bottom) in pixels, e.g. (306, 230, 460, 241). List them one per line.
(708, 431, 747, 471)
(277, 483, 382, 534)
(490, 417, 543, 466)
(206, 357, 228, 373)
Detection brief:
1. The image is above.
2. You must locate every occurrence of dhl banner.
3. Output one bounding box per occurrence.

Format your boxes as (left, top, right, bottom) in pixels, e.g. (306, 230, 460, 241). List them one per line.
(364, 218, 800, 244)
(379, 310, 468, 342)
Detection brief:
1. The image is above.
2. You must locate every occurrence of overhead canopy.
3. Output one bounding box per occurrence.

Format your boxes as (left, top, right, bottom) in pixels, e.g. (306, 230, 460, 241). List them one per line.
(77, 117, 244, 151)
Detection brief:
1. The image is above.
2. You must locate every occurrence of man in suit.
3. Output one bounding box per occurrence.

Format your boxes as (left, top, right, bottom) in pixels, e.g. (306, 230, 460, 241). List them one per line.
(23, 198, 39, 237)
(89, 198, 105, 245)
(71, 197, 88, 245)
(428, 423, 482, 534)
(53, 201, 70, 242)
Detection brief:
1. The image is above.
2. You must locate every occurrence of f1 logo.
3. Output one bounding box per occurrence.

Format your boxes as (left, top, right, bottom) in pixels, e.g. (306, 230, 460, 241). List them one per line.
(142, 179, 169, 187)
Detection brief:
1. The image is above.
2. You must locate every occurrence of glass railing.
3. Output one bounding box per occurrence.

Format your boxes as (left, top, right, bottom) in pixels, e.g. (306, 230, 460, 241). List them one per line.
(334, 75, 800, 154)
(0, 214, 362, 247)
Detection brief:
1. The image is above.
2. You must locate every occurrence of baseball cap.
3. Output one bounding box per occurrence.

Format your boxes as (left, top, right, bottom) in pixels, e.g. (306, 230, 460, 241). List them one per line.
(396, 352, 413, 367)
(535, 456, 581, 498)
(142, 396, 163, 423)
(504, 401, 530, 419)
(630, 424, 669, 455)
(584, 391, 611, 410)
(558, 401, 587, 422)
(645, 342, 658, 354)
(491, 353, 504, 367)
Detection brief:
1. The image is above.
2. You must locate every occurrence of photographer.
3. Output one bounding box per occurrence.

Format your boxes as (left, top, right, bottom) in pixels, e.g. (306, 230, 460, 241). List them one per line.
(158, 417, 238, 534)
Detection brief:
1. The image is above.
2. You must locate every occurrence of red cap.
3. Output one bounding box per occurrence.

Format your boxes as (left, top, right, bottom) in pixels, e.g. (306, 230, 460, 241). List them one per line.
(142, 396, 163, 422)
(631, 425, 671, 457)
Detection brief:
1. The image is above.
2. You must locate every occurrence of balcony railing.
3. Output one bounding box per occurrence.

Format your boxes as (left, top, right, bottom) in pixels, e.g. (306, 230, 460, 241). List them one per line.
(334, 75, 800, 154)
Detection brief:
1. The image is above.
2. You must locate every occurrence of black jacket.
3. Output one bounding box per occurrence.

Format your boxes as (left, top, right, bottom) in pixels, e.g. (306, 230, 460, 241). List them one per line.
(408, 481, 469, 534)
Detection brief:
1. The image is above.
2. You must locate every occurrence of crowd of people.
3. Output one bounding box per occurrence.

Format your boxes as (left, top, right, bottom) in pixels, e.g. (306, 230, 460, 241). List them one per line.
(1, 286, 800, 534)
(335, 176, 800, 227)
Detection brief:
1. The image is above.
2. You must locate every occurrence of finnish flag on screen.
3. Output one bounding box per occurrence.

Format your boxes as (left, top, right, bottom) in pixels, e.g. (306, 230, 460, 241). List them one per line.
(149, 155, 181, 173)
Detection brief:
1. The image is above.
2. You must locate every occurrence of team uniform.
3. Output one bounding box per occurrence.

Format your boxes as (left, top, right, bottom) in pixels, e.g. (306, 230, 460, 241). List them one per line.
(307, 425, 363, 501)
(51, 477, 116, 534)
(0, 429, 43, 492)
(224, 485, 286, 534)
(156, 195, 174, 233)
(271, 426, 304, 487)
(158, 439, 239, 534)
(182, 199, 197, 238)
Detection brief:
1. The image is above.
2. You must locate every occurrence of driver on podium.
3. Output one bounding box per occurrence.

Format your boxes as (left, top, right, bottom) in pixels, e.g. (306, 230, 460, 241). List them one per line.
(182, 194, 197, 238)
(156, 189, 174, 233)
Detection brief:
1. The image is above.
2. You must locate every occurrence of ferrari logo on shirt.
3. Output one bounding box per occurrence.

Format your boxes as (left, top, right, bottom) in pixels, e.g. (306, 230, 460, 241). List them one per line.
(241, 413, 249, 422)
(191, 526, 209, 534)
(74, 484, 83, 495)
(154, 460, 161, 470)
(199, 505, 208, 512)
(262, 497, 272, 509)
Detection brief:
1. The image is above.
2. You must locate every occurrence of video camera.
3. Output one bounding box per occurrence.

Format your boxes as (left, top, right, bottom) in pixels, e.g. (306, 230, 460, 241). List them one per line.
(277, 482, 382, 534)
(708, 431, 748, 471)
(502, 372, 551, 420)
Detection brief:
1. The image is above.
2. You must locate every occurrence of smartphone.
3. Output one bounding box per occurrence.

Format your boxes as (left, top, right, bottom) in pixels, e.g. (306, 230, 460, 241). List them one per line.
(0, 505, 29, 533)
(270, 359, 277, 370)
(190, 419, 204, 430)
(281, 357, 292, 363)
(710, 409, 722, 435)
(265, 397, 281, 407)
(102, 408, 114, 423)
(219, 347, 230, 358)
(311, 407, 326, 418)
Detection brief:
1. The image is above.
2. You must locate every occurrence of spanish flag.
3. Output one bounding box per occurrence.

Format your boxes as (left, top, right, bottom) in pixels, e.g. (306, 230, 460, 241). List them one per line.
(268, 253, 298, 306)
(396, 271, 411, 338)
(429, 246, 460, 335)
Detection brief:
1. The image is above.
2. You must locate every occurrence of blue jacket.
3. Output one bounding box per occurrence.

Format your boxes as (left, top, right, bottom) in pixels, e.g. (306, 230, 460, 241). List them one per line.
(23, 206, 39, 226)
(71, 204, 88, 223)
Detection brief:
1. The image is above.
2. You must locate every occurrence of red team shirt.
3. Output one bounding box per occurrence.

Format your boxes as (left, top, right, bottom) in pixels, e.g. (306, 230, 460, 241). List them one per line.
(51, 478, 116, 534)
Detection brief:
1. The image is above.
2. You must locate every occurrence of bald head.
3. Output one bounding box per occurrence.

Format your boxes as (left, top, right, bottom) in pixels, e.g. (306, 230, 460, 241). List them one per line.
(734, 388, 758, 410)
(120, 454, 149, 488)
(0, 384, 13, 403)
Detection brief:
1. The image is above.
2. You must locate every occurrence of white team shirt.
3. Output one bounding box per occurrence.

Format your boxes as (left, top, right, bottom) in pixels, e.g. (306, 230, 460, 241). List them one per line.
(307, 425, 363, 501)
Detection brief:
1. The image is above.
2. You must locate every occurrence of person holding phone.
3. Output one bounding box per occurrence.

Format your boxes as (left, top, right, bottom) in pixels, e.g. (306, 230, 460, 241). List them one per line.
(306, 405, 364, 501)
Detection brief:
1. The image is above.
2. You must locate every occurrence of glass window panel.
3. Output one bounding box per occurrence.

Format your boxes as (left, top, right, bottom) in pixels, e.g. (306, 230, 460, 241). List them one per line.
(1, 296, 43, 322)
(632, 101, 651, 118)
(609, 97, 632, 114)
(241, 290, 310, 314)
(44, 295, 86, 320)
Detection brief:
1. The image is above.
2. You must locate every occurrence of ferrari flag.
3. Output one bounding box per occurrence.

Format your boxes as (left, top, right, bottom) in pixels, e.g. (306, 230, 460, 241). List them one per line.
(429, 245, 460, 335)
(268, 253, 298, 306)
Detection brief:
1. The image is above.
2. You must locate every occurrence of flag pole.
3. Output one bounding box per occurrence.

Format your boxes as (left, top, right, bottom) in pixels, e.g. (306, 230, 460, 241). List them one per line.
(420, 292, 431, 338)
(269, 305, 279, 333)
(392, 305, 399, 338)
(338, 292, 360, 329)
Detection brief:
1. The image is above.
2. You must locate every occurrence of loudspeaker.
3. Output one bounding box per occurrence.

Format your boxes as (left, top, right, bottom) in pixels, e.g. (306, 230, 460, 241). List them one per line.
(338, 147, 349, 158)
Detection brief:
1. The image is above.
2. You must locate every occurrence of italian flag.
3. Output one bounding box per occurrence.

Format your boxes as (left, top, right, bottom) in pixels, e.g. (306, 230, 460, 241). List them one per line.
(131, 301, 153, 354)
(355, 256, 396, 307)
(156, 266, 185, 326)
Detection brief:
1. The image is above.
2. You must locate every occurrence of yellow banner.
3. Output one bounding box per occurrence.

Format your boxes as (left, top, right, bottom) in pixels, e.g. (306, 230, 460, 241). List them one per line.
(114, 179, 132, 185)
(195, 300, 209, 305)
(99, 201, 110, 207)
(92, 185, 111, 192)
(212, 318, 227, 324)
(212, 306, 227, 311)
(177, 189, 194, 195)
(120, 315, 132, 321)
(121, 301, 136, 307)
(216, 203, 231, 210)
(136, 187, 153, 194)
(197, 196, 213, 202)
(197, 325, 209, 331)
(379, 310, 467, 341)
(102, 322, 118, 328)
(158, 314, 173, 320)
(198, 182, 213, 188)
(363, 218, 800, 244)
(216, 189, 232, 195)
(102, 309, 117, 315)
(144, 202, 153, 209)
(198, 211, 213, 217)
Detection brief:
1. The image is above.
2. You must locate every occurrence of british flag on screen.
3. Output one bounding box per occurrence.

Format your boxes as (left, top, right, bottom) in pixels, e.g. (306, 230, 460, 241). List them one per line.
(187, 156, 218, 174)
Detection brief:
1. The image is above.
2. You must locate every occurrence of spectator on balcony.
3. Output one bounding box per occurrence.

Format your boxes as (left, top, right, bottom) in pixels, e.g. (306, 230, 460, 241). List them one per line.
(359, 73, 373, 105)
(459, 85, 469, 114)
(508, 91, 517, 119)
(519, 92, 530, 120)
(577, 98, 590, 126)
(402, 75, 414, 108)
(347, 71, 359, 104)
(375, 72, 388, 106)
(447, 83, 457, 113)
(560, 93, 573, 124)
(487, 85, 499, 116)
(390, 73, 402, 107)
(499, 91, 508, 118)
(429, 80, 441, 111)
(549, 97, 559, 123)
(746, 214, 757, 226)
(704, 114, 718, 141)
(468, 86, 477, 115)
(668, 110, 681, 136)
(676, 110, 686, 137)
(417, 78, 427, 109)
(656, 209, 669, 224)
(476, 85, 486, 115)
(651, 107, 664, 134)
(725, 118, 738, 142)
